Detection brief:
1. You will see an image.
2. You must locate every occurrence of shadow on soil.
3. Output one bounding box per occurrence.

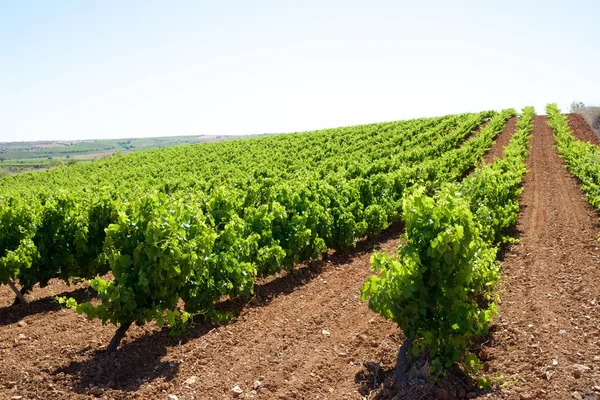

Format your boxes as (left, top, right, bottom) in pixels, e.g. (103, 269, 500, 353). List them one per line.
(354, 359, 495, 400)
(52, 222, 405, 395)
(0, 286, 96, 326)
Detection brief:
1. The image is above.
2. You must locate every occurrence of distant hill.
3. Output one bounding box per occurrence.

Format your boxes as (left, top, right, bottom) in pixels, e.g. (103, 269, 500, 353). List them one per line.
(0, 134, 271, 171)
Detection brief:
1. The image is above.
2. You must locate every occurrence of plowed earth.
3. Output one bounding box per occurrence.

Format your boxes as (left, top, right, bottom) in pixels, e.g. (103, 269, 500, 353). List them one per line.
(478, 116, 600, 400)
(1, 116, 599, 400)
(483, 117, 517, 163)
(567, 113, 600, 145)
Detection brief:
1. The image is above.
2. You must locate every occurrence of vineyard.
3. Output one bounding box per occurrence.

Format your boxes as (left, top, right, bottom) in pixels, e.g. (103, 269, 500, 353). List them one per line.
(0, 105, 599, 399)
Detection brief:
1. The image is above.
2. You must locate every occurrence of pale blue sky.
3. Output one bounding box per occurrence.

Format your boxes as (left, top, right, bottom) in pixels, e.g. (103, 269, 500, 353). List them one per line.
(1, 0, 598, 141)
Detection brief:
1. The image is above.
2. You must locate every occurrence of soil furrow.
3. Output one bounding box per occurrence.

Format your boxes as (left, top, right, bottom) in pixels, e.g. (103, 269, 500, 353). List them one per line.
(483, 116, 600, 400)
(483, 117, 518, 164)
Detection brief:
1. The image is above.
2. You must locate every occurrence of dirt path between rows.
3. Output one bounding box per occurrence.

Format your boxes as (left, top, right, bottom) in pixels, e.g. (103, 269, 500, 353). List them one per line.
(483, 117, 517, 163)
(480, 116, 600, 400)
(0, 119, 514, 400)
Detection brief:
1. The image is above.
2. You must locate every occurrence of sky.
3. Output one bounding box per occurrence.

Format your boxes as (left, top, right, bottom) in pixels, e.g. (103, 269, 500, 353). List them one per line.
(0, 0, 598, 142)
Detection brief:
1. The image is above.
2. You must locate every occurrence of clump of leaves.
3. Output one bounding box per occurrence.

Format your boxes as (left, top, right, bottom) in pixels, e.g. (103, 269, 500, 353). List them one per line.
(362, 186, 499, 372)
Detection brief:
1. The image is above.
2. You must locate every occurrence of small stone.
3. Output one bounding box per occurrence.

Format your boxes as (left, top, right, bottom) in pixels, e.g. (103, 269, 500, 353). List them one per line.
(552, 359, 559, 366)
(252, 380, 261, 391)
(435, 388, 449, 400)
(17, 320, 27, 328)
(168, 395, 179, 400)
(572, 392, 583, 400)
(573, 364, 591, 378)
(184, 376, 197, 385)
(17, 334, 26, 340)
(321, 330, 331, 336)
(11, 396, 23, 400)
(89, 386, 104, 396)
(545, 371, 553, 380)
(232, 385, 243, 397)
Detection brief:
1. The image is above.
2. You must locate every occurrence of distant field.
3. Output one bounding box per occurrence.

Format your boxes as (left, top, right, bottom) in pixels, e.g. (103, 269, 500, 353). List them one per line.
(0, 134, 270, 171)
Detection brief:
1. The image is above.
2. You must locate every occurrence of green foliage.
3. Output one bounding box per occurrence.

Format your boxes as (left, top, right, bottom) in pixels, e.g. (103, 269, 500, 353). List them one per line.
(1, 109, 515, 337)
(364, 204, 388, 237)
(72, 194, 223, 326)
(460, 106, 535, 244)
(362, 186, 499, 371)
(362, 107, 535, 373)
(547, 103, 600, 215)
(0, 196, 40, 285)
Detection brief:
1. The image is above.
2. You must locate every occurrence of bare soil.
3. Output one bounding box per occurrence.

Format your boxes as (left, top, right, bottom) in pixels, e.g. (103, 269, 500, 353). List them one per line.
(483, 117, 517, 163)
(476, 116, 600, 399)
(567, 113, 600, 145)
(2, 117, 600, 400)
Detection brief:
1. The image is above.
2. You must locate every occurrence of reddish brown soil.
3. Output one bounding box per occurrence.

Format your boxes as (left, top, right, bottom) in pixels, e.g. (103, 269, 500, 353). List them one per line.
(477, 116, 600, 399)
(483, 117, 517, 163)
(0, 228, 404, 400)
(566, 113, 600, 145)
(6, 116, 598, 400)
